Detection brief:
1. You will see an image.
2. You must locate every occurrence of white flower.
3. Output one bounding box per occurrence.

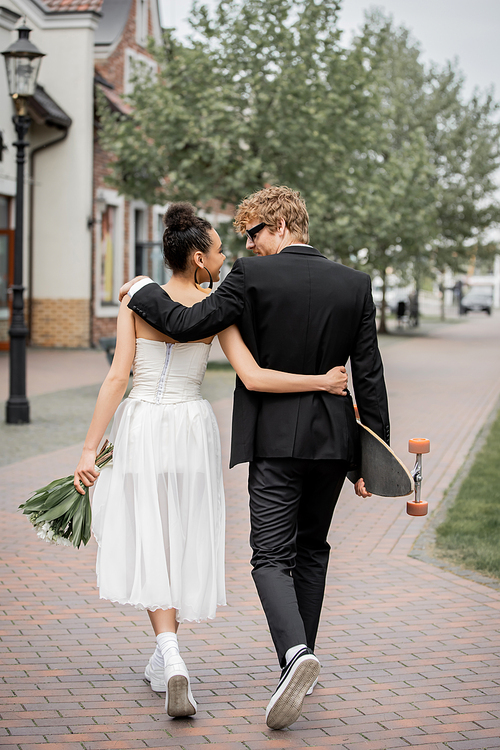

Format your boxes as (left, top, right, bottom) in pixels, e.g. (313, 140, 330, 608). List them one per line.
(56, 537, 72, 547)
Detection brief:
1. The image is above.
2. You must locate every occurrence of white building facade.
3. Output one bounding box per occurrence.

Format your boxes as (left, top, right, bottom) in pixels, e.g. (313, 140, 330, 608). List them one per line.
(0, 0, 163, 349)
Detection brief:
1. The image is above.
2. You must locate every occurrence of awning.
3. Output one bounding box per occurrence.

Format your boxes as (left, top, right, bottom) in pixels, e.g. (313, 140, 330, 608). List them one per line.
(28, 85, 72, 129)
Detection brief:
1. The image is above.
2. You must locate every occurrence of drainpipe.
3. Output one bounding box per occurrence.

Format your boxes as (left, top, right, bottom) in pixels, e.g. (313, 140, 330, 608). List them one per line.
(28, 127, 69, 342)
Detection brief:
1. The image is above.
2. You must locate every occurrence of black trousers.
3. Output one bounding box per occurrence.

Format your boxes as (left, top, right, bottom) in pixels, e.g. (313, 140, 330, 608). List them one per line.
(248, 457, 347, 667)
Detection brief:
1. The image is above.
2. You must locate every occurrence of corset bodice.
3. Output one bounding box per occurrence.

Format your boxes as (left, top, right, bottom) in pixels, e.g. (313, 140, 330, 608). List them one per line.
(128, 338, 211, 405)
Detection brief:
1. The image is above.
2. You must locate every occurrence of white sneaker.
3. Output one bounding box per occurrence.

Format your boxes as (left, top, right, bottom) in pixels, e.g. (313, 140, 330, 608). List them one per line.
(265, 647, 320, 730)
(144, 654, 166, 692)
(164, 653, 197, 717)
(306, 677, 318, 696)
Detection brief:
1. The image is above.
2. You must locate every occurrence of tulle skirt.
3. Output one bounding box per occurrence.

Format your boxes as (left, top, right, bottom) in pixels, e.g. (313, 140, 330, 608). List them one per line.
(91, 396, 226, 622)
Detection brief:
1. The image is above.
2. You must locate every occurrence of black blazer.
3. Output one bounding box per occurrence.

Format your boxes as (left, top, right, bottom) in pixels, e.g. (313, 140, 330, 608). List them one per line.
(129, 245, 390, 468)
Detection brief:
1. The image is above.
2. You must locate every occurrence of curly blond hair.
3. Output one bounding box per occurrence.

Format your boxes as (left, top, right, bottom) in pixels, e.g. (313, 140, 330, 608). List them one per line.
(233, 186, 309, 243)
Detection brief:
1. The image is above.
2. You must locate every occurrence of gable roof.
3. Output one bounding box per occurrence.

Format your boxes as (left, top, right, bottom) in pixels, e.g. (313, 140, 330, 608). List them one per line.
(42, 0, 104, 11)
(94, 0, 132, 46)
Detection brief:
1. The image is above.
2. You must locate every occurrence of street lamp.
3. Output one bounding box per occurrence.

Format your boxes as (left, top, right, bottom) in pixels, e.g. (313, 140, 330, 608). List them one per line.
(2, 22, 45, 424)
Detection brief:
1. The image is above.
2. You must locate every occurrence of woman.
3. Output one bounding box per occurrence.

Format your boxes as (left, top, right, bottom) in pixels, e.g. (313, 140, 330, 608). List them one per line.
(74, 203, 347, 718)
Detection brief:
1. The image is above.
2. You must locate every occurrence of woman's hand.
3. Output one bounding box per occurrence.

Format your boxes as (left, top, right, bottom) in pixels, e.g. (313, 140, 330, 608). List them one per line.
(323, 366, 348, 395)
(355, 478, 372, 498)
(74, 448, 99, 496)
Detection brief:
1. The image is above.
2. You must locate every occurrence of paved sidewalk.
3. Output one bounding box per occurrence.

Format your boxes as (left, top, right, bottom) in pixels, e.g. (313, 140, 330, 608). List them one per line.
(1, 314, 500, 749)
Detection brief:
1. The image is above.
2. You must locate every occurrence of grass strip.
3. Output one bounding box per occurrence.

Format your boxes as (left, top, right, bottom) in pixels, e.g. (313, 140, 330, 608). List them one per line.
(435, 406, 500, 578)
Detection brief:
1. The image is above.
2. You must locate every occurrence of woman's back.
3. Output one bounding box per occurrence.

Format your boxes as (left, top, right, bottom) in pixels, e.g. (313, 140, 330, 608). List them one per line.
(129, 339, 211, 405)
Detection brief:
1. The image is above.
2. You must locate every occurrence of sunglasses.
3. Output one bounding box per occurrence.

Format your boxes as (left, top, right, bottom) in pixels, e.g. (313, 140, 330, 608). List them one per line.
(245, 222, 267, 241)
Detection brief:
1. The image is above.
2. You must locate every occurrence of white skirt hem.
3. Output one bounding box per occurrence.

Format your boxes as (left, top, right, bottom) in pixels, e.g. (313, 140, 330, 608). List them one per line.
(97, 592, 227, 623)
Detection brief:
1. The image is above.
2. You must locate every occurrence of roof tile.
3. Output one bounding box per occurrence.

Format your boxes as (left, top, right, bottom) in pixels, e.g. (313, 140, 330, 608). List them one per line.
(42, 0, 103, 12)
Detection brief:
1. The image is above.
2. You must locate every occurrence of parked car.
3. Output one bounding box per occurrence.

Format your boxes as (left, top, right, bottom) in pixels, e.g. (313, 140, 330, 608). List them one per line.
(460, 291, 493, 315)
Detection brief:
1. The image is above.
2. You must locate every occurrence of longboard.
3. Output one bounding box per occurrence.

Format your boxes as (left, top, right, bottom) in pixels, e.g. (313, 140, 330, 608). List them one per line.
(347, 422, 414, 497)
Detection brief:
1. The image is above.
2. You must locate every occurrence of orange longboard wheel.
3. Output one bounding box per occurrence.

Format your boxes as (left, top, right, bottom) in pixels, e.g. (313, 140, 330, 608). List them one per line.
(407, 500, 428, 516)
(409, 437, 430, 454)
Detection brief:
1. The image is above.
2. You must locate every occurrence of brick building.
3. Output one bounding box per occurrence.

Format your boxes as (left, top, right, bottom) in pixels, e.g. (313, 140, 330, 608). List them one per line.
(0, 0, 166, 350)
(90, 0, 165, 346)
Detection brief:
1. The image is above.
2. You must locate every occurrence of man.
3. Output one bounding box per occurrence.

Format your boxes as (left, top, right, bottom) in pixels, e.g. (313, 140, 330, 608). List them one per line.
(121, 186, 389, 729)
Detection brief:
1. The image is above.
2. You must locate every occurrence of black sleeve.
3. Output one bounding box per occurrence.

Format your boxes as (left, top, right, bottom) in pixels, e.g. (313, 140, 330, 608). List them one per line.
(350, 276, 390, 444)
(128, 259, 246, 341)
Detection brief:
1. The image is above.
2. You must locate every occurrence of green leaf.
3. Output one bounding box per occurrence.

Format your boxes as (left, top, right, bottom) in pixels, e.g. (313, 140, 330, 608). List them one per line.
(81, 496, 92, 547)
(36, 492, 82, 524)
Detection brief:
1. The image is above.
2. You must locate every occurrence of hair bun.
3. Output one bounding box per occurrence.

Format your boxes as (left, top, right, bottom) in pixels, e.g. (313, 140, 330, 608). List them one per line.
(163, 202, 197, 233)
(161, 202, 213, 273)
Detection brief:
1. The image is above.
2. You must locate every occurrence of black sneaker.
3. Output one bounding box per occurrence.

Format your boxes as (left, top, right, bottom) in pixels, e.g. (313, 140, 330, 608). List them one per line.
(265, 647, 320, 730)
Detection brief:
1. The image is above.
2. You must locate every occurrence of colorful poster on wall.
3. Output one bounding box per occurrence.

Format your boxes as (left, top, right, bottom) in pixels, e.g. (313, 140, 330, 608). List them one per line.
(100, 205, 116, 306)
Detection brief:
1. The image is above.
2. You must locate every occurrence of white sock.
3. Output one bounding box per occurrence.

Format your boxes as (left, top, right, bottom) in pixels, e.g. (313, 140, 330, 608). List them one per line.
(285, 643, 308, 665)
(150, 644, 163, 671)
(156, 632, 179, 663)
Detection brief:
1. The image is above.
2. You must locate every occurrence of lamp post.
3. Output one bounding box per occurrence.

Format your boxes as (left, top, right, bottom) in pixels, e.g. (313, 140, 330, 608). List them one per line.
(2, 23, 45, 424)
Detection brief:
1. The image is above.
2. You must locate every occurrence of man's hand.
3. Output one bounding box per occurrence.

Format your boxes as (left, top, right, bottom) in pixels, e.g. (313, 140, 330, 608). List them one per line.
(324, 366, 348, 395)
(354, 478, 372, 498)
(119, 276, 148, 302)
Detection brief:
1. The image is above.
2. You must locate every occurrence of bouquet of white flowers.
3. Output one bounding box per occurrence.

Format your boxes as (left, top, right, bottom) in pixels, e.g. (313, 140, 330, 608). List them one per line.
(19, 441, 113, 549)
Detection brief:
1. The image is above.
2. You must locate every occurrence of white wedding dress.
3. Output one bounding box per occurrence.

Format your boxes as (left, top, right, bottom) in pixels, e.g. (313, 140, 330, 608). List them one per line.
(92, 338, 226, 623)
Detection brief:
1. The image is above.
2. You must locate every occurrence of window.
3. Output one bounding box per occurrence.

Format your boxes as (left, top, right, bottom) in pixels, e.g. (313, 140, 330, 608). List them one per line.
(136, 0, 149, 47)
(134, 207, 146, 276)
(152, 206, 171, 285)
(99, 205, 118, 306)
(95, 190, 124, 316)
(131, 205, 170, 285)
(0, 196, 8, 229)
(124, 48, 156, 95)
(0, 196, 13, 350)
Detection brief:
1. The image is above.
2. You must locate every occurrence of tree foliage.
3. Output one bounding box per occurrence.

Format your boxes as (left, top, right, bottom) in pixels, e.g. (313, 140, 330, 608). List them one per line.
(100, 0, 372, 255)
(343, 12, 500, 328)
(98, 0, 500, 308)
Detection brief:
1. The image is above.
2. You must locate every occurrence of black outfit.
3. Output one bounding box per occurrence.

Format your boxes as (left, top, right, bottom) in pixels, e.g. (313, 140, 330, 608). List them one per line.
(129, 245, 389, 665)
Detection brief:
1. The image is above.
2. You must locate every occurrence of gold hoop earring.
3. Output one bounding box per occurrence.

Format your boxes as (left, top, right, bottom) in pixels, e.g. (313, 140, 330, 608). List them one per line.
(194, 266, 213, 290)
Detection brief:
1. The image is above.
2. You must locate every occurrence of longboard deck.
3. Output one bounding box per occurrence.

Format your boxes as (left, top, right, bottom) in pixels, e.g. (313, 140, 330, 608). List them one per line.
(348, 422, 414, 498)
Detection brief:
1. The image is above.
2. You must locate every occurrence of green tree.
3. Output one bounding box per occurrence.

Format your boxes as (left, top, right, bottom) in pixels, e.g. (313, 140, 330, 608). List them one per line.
(430, 87, 500, 317)
(338, 14, 438, 331)
(99, 0, 377, 249)
(349, 12, 500, 327)
(99, 1, 500, 332)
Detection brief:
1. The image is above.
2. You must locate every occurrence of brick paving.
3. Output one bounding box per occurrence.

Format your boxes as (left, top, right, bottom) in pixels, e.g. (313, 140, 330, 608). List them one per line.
(1, 314, 500, 749)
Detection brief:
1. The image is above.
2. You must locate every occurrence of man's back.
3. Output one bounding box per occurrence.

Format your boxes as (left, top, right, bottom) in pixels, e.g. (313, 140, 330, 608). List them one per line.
(231, 245, 388, 466)
(238, 246, 368, 372)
